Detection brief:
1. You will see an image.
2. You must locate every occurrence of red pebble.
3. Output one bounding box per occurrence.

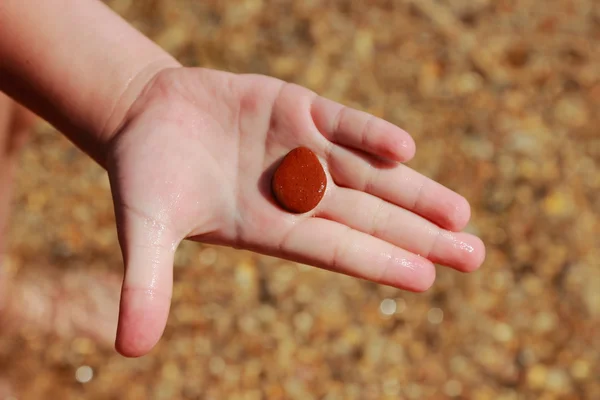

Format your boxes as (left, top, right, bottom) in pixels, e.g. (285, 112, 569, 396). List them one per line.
(272, 147, 327, 213)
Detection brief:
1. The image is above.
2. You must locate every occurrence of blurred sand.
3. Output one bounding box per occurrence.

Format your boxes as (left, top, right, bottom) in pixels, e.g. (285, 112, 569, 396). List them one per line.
(1, 0, 599, 398)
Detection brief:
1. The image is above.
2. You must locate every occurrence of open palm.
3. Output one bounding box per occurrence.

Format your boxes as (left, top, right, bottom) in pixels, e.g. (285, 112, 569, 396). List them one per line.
(107, 68, 485, 357)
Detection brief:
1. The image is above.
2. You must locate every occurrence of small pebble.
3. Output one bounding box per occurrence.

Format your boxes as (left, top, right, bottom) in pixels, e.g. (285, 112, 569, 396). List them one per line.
(427, 308, 444, 324)
(75, 366, 94, 384)
(379, 299, 397, 316)
(444, 379, 463, 397)
(272, 147, 327, 213)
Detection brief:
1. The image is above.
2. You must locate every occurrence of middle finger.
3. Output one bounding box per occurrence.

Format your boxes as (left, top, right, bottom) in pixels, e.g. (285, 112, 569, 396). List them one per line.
(317, 186, 485, 273)
(325, 145, 472, 232)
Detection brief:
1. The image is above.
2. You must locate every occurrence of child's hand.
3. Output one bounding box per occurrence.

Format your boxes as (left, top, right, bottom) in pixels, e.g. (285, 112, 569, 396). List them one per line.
(0, 0, 484, 359)
(107, 68, 485, 357)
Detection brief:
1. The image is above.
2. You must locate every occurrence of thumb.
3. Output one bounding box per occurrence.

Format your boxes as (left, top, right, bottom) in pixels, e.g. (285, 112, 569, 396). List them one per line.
(114, 206, 178, 357)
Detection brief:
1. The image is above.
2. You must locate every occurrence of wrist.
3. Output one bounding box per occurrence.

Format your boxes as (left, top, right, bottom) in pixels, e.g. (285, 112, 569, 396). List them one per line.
(0, 0, 182, 168)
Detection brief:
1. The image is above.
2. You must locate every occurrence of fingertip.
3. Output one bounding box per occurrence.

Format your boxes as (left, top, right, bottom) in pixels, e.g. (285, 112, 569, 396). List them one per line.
(457, 234, 486, 273)
(455, 195, 472, 230)
(383, 256, 436, 293)
(443, 194, 471, 232)
(378, 126, 416, 163)
(412, 257, 436, 292)
(413, 181, 472, 232)
(115, 288, 171, 358)
(395, 132, 417, 163)
(470, 235, 487, 271)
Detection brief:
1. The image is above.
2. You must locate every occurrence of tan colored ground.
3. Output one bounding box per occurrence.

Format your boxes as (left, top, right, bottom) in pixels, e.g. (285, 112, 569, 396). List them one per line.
(1, 0, 599, 398)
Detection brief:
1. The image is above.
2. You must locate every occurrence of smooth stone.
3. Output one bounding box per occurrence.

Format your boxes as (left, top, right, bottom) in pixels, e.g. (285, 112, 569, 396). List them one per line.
(271, 147, 327, 213)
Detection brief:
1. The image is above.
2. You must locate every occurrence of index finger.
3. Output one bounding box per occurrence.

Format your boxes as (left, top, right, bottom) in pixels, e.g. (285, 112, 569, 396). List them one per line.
(311, 96, 416, 163)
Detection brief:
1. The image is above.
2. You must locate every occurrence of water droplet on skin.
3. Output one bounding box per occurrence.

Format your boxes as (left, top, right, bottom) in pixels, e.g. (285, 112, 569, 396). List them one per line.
(457, 241, 474, 253)
(397, 257, 418, 271)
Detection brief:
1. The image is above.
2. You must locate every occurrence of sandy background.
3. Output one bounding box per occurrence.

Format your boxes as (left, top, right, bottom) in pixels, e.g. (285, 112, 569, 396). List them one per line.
(1, 0, 599, 398)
